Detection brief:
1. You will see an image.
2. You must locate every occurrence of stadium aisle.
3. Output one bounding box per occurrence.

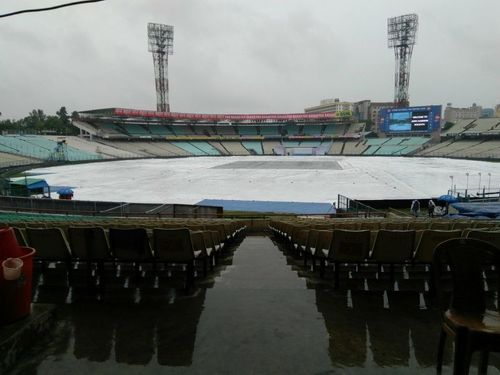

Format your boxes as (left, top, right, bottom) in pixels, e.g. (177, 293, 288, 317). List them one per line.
(11, 235, 500, 374)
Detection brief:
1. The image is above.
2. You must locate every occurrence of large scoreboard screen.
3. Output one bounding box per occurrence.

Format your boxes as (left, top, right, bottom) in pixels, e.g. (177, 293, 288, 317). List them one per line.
(378, 105, 442, 133)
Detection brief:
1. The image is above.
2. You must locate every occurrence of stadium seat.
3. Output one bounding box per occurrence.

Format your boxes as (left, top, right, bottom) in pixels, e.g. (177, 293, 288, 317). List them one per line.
(433, 238, 500, 375)
(26, 227, 72, 262)
(109, 228, 153, 262)
(412, 230, 462, 265)
(68, 226, 111, 261)
(327, 229, 371, 289)
(466, 230, 500, 249)
(152, 228, 204, 290)
(370, 230, 416, 285)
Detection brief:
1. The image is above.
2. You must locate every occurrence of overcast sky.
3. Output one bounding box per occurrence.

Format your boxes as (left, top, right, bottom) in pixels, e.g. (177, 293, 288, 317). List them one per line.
(0, 0, 499, 119)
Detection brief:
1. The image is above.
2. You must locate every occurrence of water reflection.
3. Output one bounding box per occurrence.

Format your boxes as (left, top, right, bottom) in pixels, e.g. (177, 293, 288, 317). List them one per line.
(15, 235, 500, 374)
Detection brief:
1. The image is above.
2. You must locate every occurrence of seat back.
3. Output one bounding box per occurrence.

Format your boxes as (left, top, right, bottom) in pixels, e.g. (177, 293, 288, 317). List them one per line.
(382, 222, 409, 230)
(334, 222, 359, 230)
(430, 221, 452, 230)
(315, 230, 333, 254)
(371, 230, 415, 262)
(329, 230, 371, 262)
(413, 229, 462, 263)
(12, 227, 28, 247)
(68, 226, 110, 261)
(153, 228, 195, 262)
(109, 228, 152, 261)
(305, 230, 320, 253)
(433, 238, 500, 314)
(467, 230, 500, 249)
(26, 227, 72, 260)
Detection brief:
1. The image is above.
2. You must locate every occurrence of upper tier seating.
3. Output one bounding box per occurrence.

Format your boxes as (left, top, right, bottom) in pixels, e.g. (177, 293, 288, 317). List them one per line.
(259, 126, 281, 136)
(238, 126, 259, 136)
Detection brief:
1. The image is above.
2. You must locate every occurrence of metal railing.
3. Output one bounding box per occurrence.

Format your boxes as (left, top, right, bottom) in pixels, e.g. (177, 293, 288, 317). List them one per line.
(336, 194, 386, 218)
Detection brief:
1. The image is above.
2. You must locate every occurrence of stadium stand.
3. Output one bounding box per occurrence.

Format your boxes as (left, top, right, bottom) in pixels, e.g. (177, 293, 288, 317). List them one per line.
(0, 135, 100, 161)
(284, 124, 301, 136)
(282, 140, 301, 148)
(463, 118, 500, 134)
(259, 125, 281, 136)
(327, 141, 344, 155)
(100, 123, 128, 138)
(103, 141, 157, 157)
(298, 140, 322, 148)
(170, 141, 220, 156)
(302, 125, 322, 136)
(238, 126, 259, 136)
(362, 137, 429, 156)
(323, 124, 346, 136)
(46, 136, 132, 159)
(193, 125, 216, 136)
(262, 140, 281, 155)
(442, 119, 476, 136)
(242, 141, 263, 155)
(342, 141, 368, 155)
(344, 123, 365, 135)
(0, 152, 37, 168)
(171, 126, 195, 136)
(190, 142, 221, 156)
(123, 124, 151, 137)
(209, 141, 230, 155)
(220, 141, 250, 155)
(214, 125, 237, 135)
(147, 125, 174, 136)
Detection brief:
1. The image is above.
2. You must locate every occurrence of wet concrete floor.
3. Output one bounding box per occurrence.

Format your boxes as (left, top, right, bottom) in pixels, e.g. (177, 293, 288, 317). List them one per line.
(8, 235, 500, 374)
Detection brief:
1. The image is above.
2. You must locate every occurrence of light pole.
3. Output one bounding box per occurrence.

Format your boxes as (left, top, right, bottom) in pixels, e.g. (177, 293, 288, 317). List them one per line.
(466, 172, 469, 192)
(488, 173, 491, 192)
(478, 172, 482, 193)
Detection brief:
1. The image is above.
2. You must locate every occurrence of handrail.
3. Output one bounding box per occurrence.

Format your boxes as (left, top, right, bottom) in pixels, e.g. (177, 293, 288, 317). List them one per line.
(99, 203, 129, 213)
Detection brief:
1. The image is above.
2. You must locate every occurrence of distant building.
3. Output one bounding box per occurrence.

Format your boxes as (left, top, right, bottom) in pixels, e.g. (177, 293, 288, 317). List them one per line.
(368, 102, 394, 131)
(444, 103, 482, 122)
(481, 108, 495, 118)
(304, 99, 393, 125)
(495, 104, 500, 117)
(304, 98, 354, 114)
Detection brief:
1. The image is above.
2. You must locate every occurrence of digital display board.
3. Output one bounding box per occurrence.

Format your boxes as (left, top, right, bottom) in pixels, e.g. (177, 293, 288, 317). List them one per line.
(378, 105, 442, 133)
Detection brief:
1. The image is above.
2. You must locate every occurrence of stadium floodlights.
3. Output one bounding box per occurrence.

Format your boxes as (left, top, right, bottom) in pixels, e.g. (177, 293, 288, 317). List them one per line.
(387, 13, 419, 107)
(148, 23, 174, 113)
(148, 23, 174, 55)
(387, 14, 418, 48)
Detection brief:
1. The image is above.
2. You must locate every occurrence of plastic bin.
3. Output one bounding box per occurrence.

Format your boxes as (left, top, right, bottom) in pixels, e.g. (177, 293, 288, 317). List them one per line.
(0, 228, 36, 325)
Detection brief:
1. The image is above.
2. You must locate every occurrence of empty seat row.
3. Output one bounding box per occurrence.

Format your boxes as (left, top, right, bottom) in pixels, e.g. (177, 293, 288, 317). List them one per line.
(13, 223, 245, 290)
(271, 222, 500, 289)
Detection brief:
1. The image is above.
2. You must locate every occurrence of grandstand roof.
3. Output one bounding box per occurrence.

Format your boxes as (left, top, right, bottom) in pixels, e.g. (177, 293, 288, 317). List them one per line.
(79, 107, 349, 122)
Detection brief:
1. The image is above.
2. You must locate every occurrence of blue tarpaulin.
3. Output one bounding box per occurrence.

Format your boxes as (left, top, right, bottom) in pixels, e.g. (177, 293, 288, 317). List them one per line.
(438, 194, 459, 203)
(196, 199, 336, 215)
(451, 202, 500, 218)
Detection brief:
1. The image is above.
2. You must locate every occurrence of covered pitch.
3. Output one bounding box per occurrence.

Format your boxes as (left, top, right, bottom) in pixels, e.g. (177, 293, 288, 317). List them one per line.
(29, 156, 500, 209)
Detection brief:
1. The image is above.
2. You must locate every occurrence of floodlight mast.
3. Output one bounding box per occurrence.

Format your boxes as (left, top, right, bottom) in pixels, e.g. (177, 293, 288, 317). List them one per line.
(148, 23, 174, 113)
(387, 14, 418, 108)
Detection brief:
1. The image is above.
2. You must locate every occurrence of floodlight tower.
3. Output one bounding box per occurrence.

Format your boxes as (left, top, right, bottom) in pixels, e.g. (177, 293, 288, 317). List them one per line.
(387, 14, 418, 108)
(148, 23, 174, 112)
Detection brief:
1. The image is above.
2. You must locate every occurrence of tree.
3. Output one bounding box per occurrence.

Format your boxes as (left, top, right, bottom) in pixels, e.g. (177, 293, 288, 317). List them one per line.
(24, 109, 47, 130)
(56, 106, 70, 126)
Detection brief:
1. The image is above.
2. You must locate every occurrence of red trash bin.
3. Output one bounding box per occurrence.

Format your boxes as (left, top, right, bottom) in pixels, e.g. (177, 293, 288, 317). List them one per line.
(0, 227, 36, 325)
